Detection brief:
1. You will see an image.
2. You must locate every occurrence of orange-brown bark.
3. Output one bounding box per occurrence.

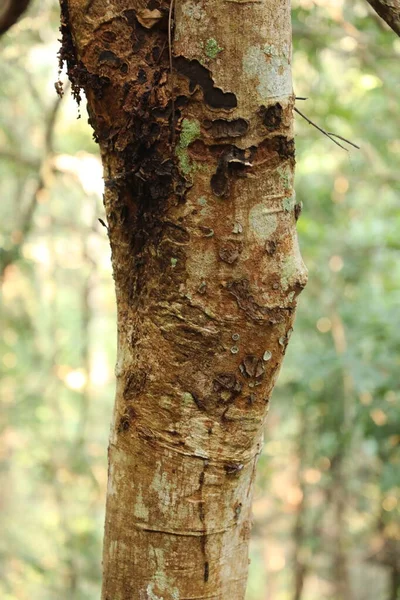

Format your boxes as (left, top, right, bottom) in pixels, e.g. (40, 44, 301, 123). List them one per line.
(59, 0, 307, 597)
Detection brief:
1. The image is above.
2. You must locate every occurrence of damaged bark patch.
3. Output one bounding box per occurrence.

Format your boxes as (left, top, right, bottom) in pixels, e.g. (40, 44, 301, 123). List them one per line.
(218, 240, 243, 264)
(203, 118, 249, 139)
(123, 370, 147, 400)
(273, 136, 295, 159)
(59, 0, 110, 103)
(259, 103, 283, 131)
(265, 240, 278, 256)
(204, 561, 209, 583)
(191, 391, 207, 412)
(213, 373, 242, 403)
(174, 57, 237, 109)
(123, 151, 175, 203)
(198, 461, 209, 583)
(239, 355, 265, 379)
(118, 406, 137, 433)
(136, 8, 163, 29)
(161, 221, 191, 245)
(253, 136, 295, 163)
(211, 147, 253, 198)
(279, 327, 293, 354)
(98, 50, 122, 68)
(294, 201, 303, 222)
(155, 306, 222, 361)
(226, 279, 289, 323)
(224, 462, 244, 476)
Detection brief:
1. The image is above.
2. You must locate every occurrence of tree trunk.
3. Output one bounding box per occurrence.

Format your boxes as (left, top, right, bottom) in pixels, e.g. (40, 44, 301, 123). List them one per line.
(59, 0, 307, 597)
(331, 457, 352, 600)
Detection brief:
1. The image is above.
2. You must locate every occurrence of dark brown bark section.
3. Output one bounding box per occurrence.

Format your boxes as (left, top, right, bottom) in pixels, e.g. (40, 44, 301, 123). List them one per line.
(366, 0, 400, 36)
(0, 0, 31, 35)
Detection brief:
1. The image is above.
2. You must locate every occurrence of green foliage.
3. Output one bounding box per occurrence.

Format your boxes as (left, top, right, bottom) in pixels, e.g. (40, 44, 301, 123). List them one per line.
(0, 1, 399, 599)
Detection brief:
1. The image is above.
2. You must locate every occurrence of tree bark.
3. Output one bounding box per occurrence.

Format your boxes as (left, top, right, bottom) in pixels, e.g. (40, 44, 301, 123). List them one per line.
(59, 0, 307, 597)
(365, 0, 400, 36)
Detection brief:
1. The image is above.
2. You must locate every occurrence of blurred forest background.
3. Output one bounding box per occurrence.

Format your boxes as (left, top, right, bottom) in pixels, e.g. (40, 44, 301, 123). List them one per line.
(0, 0, 399, 598)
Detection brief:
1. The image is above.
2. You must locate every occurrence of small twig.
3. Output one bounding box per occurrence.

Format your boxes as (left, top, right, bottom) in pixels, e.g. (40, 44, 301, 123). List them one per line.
(294, 107, 346, 150)
(156, 39, 168, 64)
(98, 218, 108, 230)
(168, 0, 175, 146)
(294, 107, 359, 151)
(327, 132, 360, 150)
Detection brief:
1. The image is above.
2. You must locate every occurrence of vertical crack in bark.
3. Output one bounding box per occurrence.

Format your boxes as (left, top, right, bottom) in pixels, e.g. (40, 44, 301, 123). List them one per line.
(199, 460, 209, 583)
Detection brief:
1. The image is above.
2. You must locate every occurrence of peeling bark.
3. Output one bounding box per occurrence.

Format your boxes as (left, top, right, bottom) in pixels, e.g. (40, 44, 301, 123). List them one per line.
(59, 0, 307, 597)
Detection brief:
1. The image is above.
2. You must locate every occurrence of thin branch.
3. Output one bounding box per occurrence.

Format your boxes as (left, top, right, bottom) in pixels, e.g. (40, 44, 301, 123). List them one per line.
(0, 0, 31, 36)
(168, 0, 176, 146)
(294, 107, 359, 151)
(365, 0, 400, 38)
(294, 108, 347, 150)
(98, 218, 108, 230)
(1, 84, 68, 277)
(327, 132, 360, 150)
(19, 82, 68, 239)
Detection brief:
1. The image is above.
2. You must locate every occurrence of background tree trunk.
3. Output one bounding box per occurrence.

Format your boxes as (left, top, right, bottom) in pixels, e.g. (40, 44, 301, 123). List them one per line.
(292, 412, 309, 600)
(59, 0, 307, 597)
(0, 0, 31, 35)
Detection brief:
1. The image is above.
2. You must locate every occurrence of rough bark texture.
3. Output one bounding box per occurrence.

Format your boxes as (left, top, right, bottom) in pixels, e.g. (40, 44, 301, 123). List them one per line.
(366, 0, 400, 36)
(59, 0, 307, 597)
(0, 0, 31, 35)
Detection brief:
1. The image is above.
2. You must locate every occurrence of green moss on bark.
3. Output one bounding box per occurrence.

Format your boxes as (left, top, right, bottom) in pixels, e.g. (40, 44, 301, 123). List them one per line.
(176, 118, 201, 176)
